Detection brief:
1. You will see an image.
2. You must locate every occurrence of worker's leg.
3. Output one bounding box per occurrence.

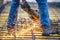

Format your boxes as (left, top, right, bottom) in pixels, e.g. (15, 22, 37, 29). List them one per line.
(7, 0, 20, 28)
(36, 0, 50, 28)
(36, 0, 59, 36)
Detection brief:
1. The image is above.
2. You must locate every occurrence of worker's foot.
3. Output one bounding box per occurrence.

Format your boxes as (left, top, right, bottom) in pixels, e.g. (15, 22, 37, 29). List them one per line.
(7, 24, 15, 35)
(42, 27, 59, 36)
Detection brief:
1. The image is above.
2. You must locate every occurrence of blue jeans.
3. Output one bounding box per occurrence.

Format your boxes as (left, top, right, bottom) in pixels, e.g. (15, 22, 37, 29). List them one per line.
(36, 0, 50, 28)
(7, 0, 50, 28)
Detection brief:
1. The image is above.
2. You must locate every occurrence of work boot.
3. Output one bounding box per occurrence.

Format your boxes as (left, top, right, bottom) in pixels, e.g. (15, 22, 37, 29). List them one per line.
(42, 27, 59, 36)
(7, 24, 15, 35)
(56, 26, 60, 34)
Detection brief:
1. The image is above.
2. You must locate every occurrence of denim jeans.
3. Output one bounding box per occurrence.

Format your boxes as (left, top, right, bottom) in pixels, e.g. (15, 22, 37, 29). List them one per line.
(36, 0, 50, 28)
(7, 0, 50, 28)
